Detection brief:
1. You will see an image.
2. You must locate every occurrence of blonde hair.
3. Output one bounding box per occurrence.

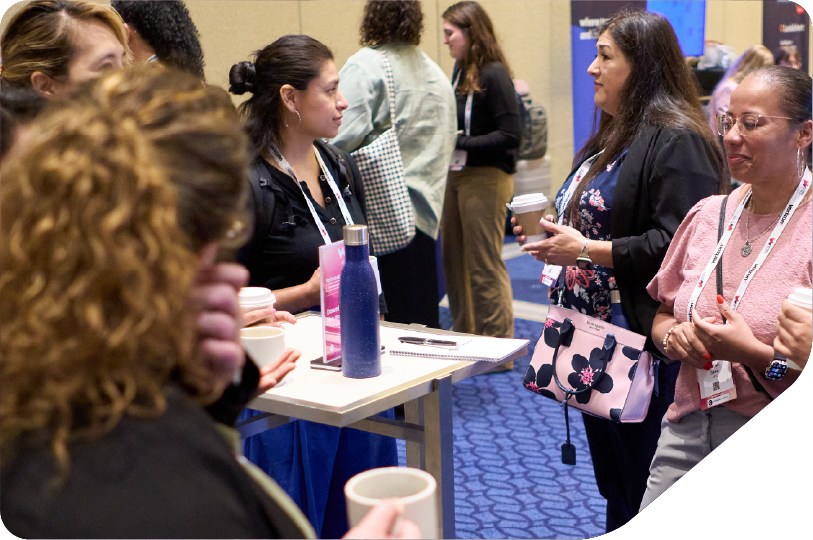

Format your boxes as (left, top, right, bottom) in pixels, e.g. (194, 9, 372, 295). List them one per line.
(729, 45, 775, 84)
(0, 66, 250, 473)
(0, 0, 130, 87)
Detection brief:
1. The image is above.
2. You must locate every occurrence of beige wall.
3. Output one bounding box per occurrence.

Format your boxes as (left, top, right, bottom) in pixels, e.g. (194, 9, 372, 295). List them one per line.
(2, 0, 809, 198)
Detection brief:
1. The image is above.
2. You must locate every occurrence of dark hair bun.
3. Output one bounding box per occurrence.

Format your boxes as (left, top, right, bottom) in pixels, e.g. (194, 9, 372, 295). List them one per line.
(228, 61, 256, 95)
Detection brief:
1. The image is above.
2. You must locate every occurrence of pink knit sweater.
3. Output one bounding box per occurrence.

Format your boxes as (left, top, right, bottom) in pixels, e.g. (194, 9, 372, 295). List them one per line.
(647, 186, 812, 422)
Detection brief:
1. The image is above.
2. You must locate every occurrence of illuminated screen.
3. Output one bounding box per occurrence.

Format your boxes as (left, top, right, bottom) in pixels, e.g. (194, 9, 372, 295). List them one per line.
(647, 1, 707, 57)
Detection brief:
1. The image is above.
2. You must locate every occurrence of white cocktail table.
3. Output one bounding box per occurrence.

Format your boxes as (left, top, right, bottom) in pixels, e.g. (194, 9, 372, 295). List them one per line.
(237, 313, 529, 539)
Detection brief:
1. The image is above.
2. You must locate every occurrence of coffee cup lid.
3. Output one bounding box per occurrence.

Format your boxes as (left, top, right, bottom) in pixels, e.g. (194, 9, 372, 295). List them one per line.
(788, 287, 813, 309)
(511, 193, 548, 206)
(238, 287, 276, 306)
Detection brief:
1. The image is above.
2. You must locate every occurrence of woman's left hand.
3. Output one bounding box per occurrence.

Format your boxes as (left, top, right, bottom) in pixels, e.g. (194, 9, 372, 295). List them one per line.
(692, 295, 770, 367)
(520, 220, 586, 266)
(242, 307, 297, 327)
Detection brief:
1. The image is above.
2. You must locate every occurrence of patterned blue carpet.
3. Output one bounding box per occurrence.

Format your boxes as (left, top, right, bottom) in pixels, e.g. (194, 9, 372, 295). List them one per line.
(396, 306, 605, 537)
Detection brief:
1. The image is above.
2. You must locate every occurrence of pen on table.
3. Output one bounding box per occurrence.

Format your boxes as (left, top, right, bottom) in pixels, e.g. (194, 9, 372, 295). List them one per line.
(397, 337, 458, 346)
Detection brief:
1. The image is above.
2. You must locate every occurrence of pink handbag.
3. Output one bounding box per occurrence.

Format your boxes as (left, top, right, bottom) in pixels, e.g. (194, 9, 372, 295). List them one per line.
(522, 305, 657, 464)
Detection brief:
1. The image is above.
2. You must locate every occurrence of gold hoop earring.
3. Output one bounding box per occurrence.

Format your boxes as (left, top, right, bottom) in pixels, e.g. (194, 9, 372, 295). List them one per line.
(798, 147, 806, 178)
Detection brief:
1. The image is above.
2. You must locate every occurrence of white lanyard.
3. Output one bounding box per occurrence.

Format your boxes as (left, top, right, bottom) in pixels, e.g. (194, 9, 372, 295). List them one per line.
(267, 143, 354, 245)
(687, 169, 812, 322)
(452, 70, 474, 137)
(541, 151, 605, 287)
(555, 151, 604, 225)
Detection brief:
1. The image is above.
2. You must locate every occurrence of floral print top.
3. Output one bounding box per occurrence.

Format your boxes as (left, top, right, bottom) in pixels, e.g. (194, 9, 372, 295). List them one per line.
(549, 150, 628, 322)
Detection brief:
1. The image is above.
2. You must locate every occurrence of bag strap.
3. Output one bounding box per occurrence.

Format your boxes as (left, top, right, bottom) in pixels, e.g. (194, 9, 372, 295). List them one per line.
(716, 195, 773, 399)
(315, 140, 368, 222)
(380, 51, 398, 134)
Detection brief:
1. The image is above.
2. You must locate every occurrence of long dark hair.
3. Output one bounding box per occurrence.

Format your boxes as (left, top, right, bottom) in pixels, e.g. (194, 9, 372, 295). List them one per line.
(442, 1, 511, 94)
(228, 35, 334, 152)
(568, 10, 726, 221)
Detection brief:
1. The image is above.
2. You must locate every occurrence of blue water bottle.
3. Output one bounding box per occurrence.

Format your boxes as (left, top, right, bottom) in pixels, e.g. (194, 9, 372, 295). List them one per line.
(340, 225, 381, 378)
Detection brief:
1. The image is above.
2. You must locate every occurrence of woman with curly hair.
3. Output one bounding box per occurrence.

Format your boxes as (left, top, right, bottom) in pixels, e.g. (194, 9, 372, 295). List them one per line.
(441, 1, 520, 346)
(332, 0, 457, 328)
(0, 65, 414, 540)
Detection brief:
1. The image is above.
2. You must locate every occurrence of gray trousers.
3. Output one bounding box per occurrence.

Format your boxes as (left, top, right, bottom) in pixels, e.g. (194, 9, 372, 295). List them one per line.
(640, 406, 751, 511)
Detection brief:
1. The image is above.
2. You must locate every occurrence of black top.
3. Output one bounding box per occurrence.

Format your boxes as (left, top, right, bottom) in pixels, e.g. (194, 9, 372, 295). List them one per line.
(239, 144, 367, 291)
(453, 61, 521, 174)
(0, 389, 308, 539)
(591, 124, 721, 352)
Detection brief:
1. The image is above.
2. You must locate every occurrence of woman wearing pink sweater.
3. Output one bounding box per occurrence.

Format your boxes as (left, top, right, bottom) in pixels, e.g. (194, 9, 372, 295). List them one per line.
(642, 65, 812, 509)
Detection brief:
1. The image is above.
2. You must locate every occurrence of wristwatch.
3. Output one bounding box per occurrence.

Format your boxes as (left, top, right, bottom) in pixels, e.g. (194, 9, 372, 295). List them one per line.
(576, 240, 594, 270)
(764, 350, 789, 380)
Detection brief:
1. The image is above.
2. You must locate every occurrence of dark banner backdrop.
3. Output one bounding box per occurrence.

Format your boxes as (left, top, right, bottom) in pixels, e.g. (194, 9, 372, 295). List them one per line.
(763, 0, 810, 73)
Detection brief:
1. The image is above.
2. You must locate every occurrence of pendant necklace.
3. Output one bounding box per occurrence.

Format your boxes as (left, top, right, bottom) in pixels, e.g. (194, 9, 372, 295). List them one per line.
(742, 198, 780, 257)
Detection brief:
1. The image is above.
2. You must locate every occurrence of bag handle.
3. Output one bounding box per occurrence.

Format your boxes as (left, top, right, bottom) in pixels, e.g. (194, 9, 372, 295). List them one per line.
(550, 320, 617, 398)
(379, 51, 398, 134)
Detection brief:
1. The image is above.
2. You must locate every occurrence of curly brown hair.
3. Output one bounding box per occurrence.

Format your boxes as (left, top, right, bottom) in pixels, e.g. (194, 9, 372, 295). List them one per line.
(360, 1, 423, 47)
(0, 66, 251, 473)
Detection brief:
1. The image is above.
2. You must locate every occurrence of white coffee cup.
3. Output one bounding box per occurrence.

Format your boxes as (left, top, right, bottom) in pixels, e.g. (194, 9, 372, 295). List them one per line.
(508, 193, 549, 243)
(238, 287, 276, 317)
(787, 287, 813, 310)
(345, 467, 438, 539)
(240, 326, 285, 368)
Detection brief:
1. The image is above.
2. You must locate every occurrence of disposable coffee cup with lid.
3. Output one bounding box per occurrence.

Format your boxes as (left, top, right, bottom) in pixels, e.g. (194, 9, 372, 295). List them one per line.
(508, 193, 549, 243)
(238, 287, 277, 320)
(787, 287, 813, 310)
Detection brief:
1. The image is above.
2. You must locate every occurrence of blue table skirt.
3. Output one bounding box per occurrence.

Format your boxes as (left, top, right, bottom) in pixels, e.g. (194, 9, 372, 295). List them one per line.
(239, 408, 398, 538)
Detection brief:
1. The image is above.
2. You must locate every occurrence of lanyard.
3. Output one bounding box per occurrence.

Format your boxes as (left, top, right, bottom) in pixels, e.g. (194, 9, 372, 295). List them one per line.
(554, 151, 604, 225)
(267, 143, 354, 245)
(452, 70, 474, 137)
(687, 169, 812, 322)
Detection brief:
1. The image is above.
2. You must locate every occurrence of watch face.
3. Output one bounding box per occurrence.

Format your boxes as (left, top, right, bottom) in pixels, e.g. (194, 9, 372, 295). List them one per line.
(576, 256, 594, 271)
(765, 359, 788, 380)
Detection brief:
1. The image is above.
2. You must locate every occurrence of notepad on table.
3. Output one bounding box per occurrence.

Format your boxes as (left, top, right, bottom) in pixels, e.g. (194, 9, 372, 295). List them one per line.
(389, 333, 529, 363)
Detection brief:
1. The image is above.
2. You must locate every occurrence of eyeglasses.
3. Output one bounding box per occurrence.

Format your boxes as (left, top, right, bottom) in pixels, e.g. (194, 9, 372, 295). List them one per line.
(715, 113, 794, 137)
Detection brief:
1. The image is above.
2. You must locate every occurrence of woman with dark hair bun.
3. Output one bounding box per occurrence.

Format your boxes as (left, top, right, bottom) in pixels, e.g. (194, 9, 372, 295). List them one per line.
(229, 35, 397, 539)
(333, 0, 457, 328)
(514, 9, 724, 531)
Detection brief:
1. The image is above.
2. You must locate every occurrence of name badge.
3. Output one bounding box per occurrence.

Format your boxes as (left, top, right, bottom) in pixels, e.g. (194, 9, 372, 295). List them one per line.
(449, 149, 468, 171)
(541, 263, 562, 286)
(697, 361, 737, 410)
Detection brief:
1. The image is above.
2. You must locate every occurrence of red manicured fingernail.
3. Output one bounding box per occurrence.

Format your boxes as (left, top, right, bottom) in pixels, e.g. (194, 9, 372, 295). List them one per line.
(717, 295, 724, 304)
(703, 353, 711, 361)
(704, 361, 713, 370)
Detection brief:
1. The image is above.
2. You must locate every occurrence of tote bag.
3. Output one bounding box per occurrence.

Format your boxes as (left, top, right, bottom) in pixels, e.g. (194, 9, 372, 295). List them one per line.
(351, 51, 415, 255)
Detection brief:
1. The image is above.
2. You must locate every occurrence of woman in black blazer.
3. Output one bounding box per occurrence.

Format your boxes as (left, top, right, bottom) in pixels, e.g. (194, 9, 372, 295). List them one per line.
(514, 11, 725, 532)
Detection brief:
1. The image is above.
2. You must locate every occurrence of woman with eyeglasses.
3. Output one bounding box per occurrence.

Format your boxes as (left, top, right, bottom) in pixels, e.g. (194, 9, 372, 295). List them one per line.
(642, 65, 812, 510)
(513, 10, 724, 531)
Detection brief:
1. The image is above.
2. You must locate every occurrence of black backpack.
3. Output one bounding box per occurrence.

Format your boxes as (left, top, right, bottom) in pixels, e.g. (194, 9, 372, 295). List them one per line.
(245, 140, 366, 267)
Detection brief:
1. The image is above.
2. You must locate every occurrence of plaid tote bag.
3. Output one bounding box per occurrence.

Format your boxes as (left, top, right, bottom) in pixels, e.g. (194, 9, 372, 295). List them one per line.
(351, 51, 415, 255)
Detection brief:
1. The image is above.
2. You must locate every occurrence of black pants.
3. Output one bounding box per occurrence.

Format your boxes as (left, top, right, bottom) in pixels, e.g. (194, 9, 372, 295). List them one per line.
(581, 359, 680, 533)
(377, 228, 440, 328)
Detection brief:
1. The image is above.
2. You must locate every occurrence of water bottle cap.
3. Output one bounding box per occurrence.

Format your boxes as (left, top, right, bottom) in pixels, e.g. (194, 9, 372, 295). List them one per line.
(343, 225, 369, 246)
